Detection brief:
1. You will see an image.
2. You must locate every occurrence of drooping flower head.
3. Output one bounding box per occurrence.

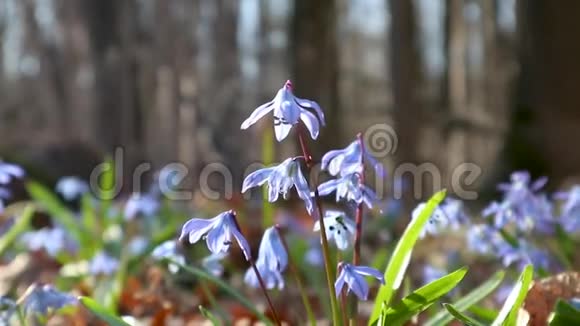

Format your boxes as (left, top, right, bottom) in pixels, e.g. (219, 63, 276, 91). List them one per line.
(321, 138, 383, 177)
(334, 262, 384, 300)
(313, 210, 356, 251)
(240, 80, 325, 141)
(317, 172, 377, 208)
(244, 264, 285, 290)
(242, 157, 314, 214)
(179, 210, 252, 261)
(243, 226, 288, 290)
(55, 176, 89, 201)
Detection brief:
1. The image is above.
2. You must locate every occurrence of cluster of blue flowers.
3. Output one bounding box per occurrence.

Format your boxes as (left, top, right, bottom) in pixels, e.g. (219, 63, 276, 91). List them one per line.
(414, 170, 579, 272)
(178, 81, 385, 301)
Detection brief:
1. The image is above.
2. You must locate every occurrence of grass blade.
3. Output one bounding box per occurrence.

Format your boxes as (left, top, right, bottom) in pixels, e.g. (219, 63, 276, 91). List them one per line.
(444, 303, 486, 326)
(425, 270, 505, 326)
(369, 189, 447, 324)
(79, 296, 129, 326)
(492, 264, 533, 326)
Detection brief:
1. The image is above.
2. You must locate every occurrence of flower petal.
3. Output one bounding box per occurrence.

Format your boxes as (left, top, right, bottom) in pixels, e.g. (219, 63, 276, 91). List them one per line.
(321, 149, 343, 170)
(231, 226, 252, 261)
(317, 179, 339, 196)
(345, 269, 369, 300)
(352, 266, 385, 284)
(292, 165, 314, 214)
(300, 110, 320, 139)
(242, 167, 275, 193)
(205, 219, 231, 254)
(334, 268, 347, 298)
(240, 101, 275, 129)
(295, 97, 325, 126)
(179, 218, 214, 243)
(274, 123, 293, 141)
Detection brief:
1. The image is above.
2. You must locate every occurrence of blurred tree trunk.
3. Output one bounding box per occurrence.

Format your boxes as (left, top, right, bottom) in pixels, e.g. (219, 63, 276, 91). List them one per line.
(291, 0, 339, 154)
(502, 0, 580, 184)
(388, 0, 422, 200)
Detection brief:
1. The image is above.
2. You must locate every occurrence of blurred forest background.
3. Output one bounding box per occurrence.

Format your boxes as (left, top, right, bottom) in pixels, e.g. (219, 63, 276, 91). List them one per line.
(1, 0, 580, 201)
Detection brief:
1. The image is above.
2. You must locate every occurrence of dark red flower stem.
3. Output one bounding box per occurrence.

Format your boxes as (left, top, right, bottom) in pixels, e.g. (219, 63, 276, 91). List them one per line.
(353, 132, 365, 266)
(231, 211, 281, 325)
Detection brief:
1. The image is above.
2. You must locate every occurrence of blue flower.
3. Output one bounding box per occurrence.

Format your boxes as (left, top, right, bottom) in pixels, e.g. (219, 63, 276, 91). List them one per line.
(242, 157, 314, 214)
(21, 284, 77, 319)
(334, 262, 384, 300)
(555, 185, 580, 233)
(313, 210, 356, 251)
(88, 251, 119, 276)
(422, 265, 447, 285)
(256, 227, 288, 271)
(240, 80, 325, 141)
(412, 198, 469, 238)
(321, 139, 383, 176)
(0, 161, 24, 184)
(244, 263, 285, 290)
(243, 227, 288, 290)
(202, 252, 228, 276)
(55, 176, 89, 201)
(179, 210, 252, 261)
(152, 240, 185, 274)
(305, 239, 324, 266)
(124, 192, 160, 220)
(498, 171, 546, 205)
(317, 172, 377, 208)
(21, 227, 73, 257)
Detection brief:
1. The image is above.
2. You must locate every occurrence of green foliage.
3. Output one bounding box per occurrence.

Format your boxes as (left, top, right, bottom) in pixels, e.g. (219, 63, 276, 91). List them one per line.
(444, 303, 486, 326)
(199, 305, 220, 325)
(425, 270, 505, 326)
(375, 266, 468, 326)
(369, 189, 447, 324)
(79, 296, 130, 326)
(549, 299, 580, 325)
(0, 205, 34, 256)
(492, 264, 533, 326)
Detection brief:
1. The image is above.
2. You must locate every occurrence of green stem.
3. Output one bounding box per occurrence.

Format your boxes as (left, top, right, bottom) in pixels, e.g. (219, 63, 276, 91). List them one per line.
(297, 126, 342, 325)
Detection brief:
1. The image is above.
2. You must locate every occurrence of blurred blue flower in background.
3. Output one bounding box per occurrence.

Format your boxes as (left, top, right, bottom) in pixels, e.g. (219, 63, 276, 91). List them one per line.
(88, 251, 119, 276)
(242, 157, 314, 214)
(240, 80, 325, 141)
(0, 161, 24, 184)
(179, 210, 252, 261)
(334, 262, 384, 300)
(555, 185, 580, 233)
(55, 176, 89, 201)
(21, 284, 77, 319)
(152, 240, 185, 274)
(202, 252, 228, 277)
(124, 192, 160, 220)
(21, 227, 74, 257)
(412, 198, 468, 238)
(422, 265, 447, 285)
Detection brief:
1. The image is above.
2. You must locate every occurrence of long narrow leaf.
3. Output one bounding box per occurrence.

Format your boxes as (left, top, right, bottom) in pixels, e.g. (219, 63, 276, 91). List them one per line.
(379, 266, 468, 326)
(0, 205, 34, 256)
(550, 299, 580, 325)
(425, 270, 505, 326)
(444, 303, 486, 326)
(492, 264, 533, 326)
(369, 189, 447, 324)
(79, 296, 129, 326)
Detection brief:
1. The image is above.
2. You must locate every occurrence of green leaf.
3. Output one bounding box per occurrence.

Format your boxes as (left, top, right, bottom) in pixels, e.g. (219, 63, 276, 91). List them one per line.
(468, 305, 499, 322)
(0, 205, 34, 256)
(492, 264, 533, 326)
(199, 305, 220, 325)
(550, 299, 580, 325)
(79, 296, 129, 326)
(369, 189, 447, 324)
(425, 270, 505, 326)
(444, 303, 487, 326)
(26, 181, 91, 251)
(167, 258, 273, 326)
(379, 266, 468, 326)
